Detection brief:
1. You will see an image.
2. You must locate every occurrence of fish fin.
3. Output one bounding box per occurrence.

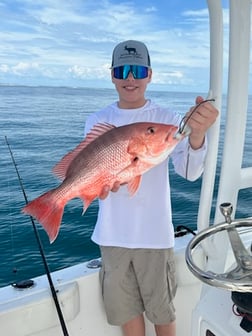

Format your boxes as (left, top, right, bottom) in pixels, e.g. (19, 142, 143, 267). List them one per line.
(127, 175, 142, 196)
(22, 190, 64, 243)
(53, 141, 88, 180)
(79, 193, 96, 215)
(81, 198, 93, 215)
(53, 123, 116, 180)
(87, 122, 116, 138)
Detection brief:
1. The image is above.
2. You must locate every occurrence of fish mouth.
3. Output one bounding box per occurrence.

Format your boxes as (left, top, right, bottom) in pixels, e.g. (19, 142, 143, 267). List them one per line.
(173, 124, 191, 140)
(165, 128, 177, 142)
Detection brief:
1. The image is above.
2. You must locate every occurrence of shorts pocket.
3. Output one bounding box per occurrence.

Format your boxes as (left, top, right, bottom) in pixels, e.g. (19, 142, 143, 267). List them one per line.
(99, 267, 105, 299)
(166, 260, 177, 300)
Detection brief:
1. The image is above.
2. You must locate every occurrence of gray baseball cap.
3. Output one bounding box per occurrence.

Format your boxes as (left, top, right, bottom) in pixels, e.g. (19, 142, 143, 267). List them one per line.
(111, 40, 151, 68)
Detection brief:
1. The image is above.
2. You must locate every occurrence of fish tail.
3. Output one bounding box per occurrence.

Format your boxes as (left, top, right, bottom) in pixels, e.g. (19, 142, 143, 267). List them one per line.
(22, 190, 64, 243)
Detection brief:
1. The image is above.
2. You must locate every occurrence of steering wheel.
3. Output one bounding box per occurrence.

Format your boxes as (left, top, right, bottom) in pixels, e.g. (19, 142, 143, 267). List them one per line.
(185, 203, 252, 292)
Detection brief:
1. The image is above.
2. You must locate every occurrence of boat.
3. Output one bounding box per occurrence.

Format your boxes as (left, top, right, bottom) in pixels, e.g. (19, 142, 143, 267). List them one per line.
(1, 0, 252, 335)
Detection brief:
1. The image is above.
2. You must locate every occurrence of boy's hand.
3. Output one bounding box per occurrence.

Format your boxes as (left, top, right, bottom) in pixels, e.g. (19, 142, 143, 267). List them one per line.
(99, 181, 121, 200)
(186, 96, 219, 150)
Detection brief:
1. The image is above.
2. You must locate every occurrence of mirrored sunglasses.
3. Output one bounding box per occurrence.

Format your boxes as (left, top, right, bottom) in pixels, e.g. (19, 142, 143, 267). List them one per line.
(113, 65, 149, 80)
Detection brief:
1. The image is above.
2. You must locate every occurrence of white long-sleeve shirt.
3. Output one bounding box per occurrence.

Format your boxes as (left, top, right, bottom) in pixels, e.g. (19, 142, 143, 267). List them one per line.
(84, 100, 207, 248)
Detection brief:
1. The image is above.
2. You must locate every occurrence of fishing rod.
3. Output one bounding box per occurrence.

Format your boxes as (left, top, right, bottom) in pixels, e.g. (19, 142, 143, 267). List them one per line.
(5, 136, 70, 336)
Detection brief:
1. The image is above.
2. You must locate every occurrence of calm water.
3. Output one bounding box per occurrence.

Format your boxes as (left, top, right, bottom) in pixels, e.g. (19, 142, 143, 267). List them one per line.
(1, 86, 252, 288)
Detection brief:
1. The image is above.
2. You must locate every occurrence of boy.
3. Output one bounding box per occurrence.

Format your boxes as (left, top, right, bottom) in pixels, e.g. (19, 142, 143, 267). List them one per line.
(84, 40, 218, 336)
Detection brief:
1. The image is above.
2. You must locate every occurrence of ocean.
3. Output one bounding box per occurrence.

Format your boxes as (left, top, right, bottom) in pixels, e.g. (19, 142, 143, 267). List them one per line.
(1, 86, 251, 288)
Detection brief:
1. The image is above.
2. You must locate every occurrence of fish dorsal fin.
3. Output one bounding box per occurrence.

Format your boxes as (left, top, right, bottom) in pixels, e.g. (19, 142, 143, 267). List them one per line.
(85, 123, 116, 141)
(53, 123, 116, 180)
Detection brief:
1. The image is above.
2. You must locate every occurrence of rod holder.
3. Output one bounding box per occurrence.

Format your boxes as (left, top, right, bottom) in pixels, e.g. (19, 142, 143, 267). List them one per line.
(220, 202, 233, 224)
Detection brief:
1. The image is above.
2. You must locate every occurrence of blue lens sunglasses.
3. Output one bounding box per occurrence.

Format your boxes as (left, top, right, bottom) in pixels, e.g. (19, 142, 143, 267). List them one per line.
(113, 65, 149, 80)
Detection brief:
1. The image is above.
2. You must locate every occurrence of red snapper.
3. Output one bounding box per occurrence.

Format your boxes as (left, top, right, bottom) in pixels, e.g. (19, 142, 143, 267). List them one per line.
(22, 122, 184, 242)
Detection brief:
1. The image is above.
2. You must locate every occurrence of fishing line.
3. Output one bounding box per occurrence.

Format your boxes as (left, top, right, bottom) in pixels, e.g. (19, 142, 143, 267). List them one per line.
(6, 168, 18, 276)
(5, 136, 70, 336)
(178, 98, 215, 135)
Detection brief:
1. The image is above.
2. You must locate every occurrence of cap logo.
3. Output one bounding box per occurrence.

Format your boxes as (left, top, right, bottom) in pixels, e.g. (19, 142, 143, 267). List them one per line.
(117, 44, 144, 63)
(124, 45, 137, 55)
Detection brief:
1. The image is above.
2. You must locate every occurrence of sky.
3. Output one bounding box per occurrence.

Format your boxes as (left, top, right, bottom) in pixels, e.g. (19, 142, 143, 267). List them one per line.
(0, 0, 229, 92)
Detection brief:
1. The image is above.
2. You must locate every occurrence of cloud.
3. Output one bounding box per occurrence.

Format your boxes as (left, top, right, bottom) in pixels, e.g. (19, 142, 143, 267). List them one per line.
(182, 8, 209, 20)
(12, 62, 40, 75)
(145, 6, 157, 13)
(152, 70, 185, 85)
(0, 64, 9, 73)
(0, 62, 40, 76)
(68, 64, 110, 80)
(0, 61, 58, 80)
(0, 0, 227, 90)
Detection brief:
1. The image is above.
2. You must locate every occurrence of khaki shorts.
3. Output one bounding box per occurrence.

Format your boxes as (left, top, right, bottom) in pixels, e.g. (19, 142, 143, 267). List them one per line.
(99, 246, 177, 326)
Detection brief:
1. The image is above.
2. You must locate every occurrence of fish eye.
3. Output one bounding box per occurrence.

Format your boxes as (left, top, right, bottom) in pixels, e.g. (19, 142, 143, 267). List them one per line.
(147, 127, 155, 134)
